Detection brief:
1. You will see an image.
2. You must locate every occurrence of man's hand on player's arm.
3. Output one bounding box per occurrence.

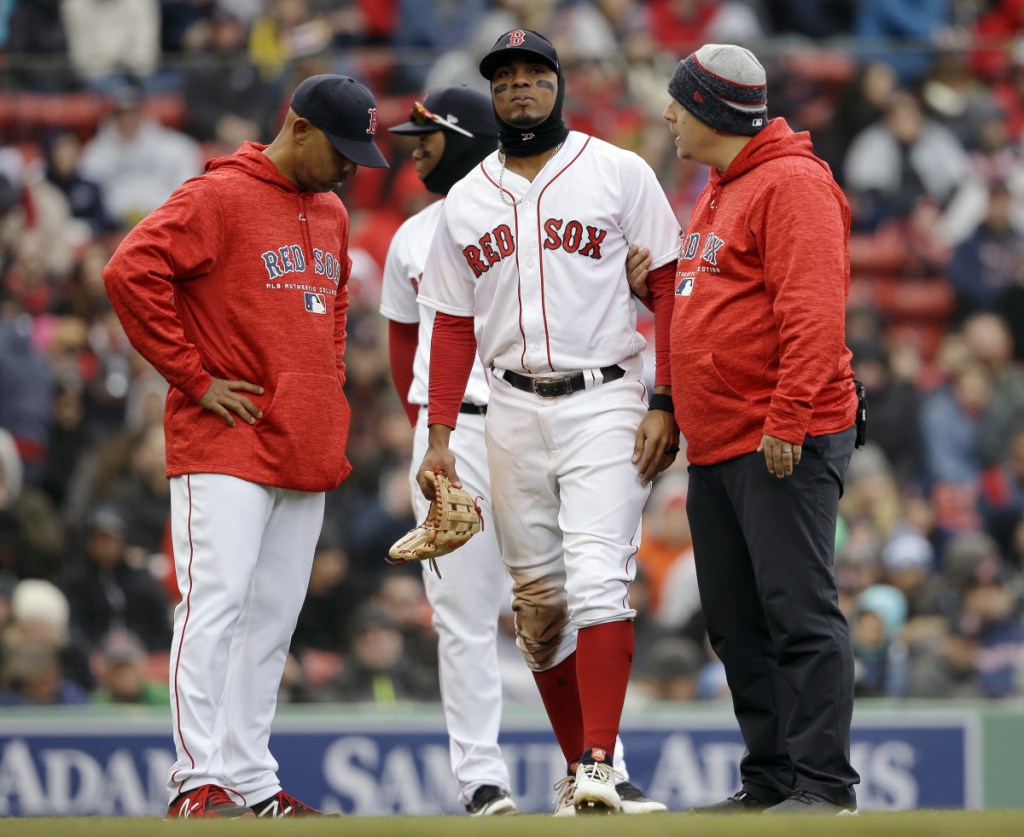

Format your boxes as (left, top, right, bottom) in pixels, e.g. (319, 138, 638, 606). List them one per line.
(198, 377, 264, 427)
(416, 423, 462, 499)
(626, 244, 652, 298)
(633, 386, 679, 484)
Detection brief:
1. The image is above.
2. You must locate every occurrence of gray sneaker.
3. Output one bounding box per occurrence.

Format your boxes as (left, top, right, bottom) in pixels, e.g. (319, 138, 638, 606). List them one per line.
(691, 790, 771, 814)
(762, 790, 858, 815)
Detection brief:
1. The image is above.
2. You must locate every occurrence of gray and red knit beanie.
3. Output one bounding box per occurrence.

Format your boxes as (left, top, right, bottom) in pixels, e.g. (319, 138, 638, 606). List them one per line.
(668, 44, 767, 136)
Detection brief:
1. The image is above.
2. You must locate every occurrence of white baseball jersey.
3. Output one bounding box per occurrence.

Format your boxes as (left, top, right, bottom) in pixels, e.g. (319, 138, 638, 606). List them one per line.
(418, 131, 680, 375)
(379, 195, 512, 803)
(380, 200, 492, 406)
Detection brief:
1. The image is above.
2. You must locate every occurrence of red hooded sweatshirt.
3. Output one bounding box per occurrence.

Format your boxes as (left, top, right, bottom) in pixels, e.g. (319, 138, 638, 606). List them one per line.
(671, 118, 857, 466)
(103, 141, 353, 492)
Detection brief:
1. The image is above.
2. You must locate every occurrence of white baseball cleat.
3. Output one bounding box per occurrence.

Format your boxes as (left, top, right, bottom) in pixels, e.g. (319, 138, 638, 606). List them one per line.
(465, 785, 518, 816)
(573, 753, 624, 814)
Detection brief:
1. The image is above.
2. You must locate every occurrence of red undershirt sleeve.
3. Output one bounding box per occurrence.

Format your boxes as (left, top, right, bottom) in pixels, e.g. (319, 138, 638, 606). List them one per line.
(387, 320, 419, 427)
(646, 261, 677, 388)
(428, 311, 477, 428)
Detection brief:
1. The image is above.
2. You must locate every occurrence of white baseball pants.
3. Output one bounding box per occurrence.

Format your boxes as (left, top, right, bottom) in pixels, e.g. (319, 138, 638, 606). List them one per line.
(411, 409, 513, 804)
(167, 473, 324, 805)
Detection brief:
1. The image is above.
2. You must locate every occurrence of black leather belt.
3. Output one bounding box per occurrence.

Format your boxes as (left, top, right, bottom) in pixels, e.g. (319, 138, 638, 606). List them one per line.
(459, 402, 487, 415)
(501, 365, 625, 398)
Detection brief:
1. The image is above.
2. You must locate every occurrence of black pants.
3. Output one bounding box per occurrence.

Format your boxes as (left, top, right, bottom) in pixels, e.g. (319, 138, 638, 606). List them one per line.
(686, 426, 859, 806)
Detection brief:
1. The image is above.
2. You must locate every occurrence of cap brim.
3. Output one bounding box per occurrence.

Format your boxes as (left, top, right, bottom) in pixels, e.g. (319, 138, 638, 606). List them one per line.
(388, 120, 436, 135)
(480, 48, 557, 80)
(326, 134, 389, 169)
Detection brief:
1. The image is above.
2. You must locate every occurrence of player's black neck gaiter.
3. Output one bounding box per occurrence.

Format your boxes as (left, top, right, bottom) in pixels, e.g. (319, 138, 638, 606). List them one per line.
(425, 133, 498, 196)
(497, 72, 569, 158)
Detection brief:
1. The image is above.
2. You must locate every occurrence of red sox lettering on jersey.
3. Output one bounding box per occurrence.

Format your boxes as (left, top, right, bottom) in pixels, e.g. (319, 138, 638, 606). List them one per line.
(260, 244, 343, 285)
(461, 220, 608, 278)
(419, 131, 682, 375)
(676, 231, 725, 296)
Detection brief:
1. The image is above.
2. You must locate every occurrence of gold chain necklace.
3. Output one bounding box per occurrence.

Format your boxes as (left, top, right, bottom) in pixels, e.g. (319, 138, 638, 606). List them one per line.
(497, 142, 564, 207)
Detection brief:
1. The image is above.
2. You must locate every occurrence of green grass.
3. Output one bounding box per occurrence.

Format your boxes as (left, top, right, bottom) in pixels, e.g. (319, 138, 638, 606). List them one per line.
(2, 811, 1024, 836)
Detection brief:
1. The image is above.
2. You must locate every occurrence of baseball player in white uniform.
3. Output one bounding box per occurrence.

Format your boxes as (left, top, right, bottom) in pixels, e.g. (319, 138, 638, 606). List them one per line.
(380, 87, 516, 817)
(413, 29, 682, 815)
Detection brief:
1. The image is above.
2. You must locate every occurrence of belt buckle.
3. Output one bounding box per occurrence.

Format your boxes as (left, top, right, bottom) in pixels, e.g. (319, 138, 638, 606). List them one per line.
(531, 375, 572, 398)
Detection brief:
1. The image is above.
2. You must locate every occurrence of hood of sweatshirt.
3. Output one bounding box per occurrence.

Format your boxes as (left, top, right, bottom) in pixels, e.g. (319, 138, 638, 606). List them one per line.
(203, 141, 300, 192)
(711, 117, 830, 188)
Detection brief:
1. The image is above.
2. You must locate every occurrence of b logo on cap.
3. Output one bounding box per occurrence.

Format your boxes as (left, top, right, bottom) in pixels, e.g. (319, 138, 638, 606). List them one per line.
(507, 29, 526, 47)
(366, 108, 378, 136)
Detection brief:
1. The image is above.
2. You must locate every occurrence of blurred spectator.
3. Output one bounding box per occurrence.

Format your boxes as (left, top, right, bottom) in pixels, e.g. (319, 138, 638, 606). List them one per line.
(370, 571, 438, 679)
(248, 0, 333, 83)
(815, 60, 898, 183)
(880, 524, 936, 617)
(764, 0, 855, 38)
(5, 578, 92, 691)
(852, 584, 910, 697)
(950, 562, 1024, 697)
(0, 428, 65, 581)
(635, 472, 691, 615)
(970, 0, 1024, 82)
(0, 314, 53, 487)
(646, 0, 764, 54)
(0, 639, 89, 705)
(291, 531, 370, 691)
(61, 0, 161, 90)
(919, 355, 992, 487)
(42, 130, 111, 236)
(106, 423, 171, 555)
(947, 182, 1024, 318)
(391, 0, 488, 92)
(630, 635, 705, 703)
(57, 505, 172, 653)
(979, 422, 1024, 568)
(850, 337, 924, 484)
(160, 0, 218, 54)
(317, 602, 439, 703)
(967, 312, 1024, 470)
(919, 50, 1005, 151)
(40, 374, 96, 513)
(990, 41, 1024, 143)
(852, 0, 955, 85)
(5, 0, 71, 91)
(89, 628, 169, 705)
(182, 9, 279, 150)
(79, 86, 202, 229)
(844, 89, 972, 232)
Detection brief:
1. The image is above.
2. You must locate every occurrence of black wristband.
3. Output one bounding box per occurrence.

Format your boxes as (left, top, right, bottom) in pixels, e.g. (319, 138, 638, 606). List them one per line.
(648, 392, 674, 413)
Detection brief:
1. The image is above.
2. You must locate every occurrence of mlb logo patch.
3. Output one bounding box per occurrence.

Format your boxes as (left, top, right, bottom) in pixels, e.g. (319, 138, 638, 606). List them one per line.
(676, 276, 694, 296)
(304, 292, 327, 314)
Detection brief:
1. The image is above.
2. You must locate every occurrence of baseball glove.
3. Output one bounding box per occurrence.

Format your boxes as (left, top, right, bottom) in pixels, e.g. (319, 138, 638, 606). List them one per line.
(387, 470, 482, 577)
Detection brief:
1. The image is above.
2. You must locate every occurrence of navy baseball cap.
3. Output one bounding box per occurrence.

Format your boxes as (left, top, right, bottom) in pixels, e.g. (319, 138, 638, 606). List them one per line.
(389, 87, 499, 138)
(290, 74, 389, 169)
(479, 28, 560, 80)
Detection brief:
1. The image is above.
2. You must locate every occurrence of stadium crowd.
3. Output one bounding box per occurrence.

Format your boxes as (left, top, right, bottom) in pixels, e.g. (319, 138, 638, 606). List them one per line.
(1, 0, 1023, 708)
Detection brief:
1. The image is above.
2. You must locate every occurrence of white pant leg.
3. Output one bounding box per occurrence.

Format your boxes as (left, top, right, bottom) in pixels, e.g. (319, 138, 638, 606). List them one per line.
(412, 410, 512, 802)
(222, 485, 324, 801)
(167, 474, 323, 803)
(486, 372, 646, 631)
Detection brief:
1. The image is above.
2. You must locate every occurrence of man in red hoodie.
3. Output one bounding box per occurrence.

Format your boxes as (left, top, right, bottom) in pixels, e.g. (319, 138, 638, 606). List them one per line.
(103, 74, 388, 819)
(659, 45, 861, 815)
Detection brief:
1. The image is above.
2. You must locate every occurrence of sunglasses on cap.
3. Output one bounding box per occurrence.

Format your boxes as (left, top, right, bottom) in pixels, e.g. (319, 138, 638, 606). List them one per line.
(409, 101, 475, 138)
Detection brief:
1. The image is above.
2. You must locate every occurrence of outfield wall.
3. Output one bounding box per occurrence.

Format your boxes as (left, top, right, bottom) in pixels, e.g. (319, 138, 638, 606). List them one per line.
(0, 702, 1021, 816)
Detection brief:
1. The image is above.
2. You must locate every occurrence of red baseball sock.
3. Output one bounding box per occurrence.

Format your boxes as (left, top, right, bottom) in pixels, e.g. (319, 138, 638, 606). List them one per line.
(532, 653, 583, 765)
(577, 620, 634, 756)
